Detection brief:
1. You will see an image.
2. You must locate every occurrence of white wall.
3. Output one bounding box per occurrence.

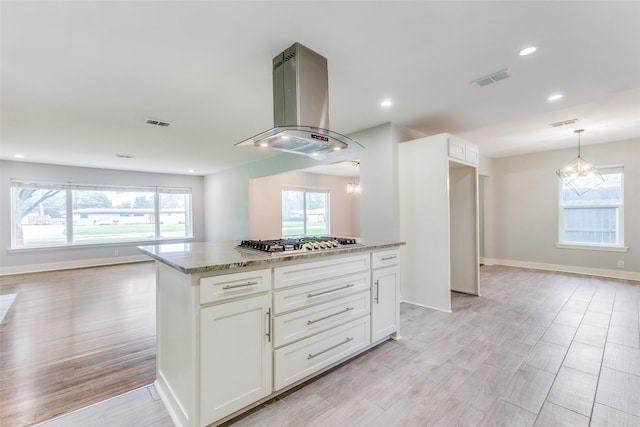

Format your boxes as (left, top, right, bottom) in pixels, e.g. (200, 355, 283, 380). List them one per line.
(0, 160, 204, 274)
(485, 139, 639, 279)
(249, 171, 359, 239)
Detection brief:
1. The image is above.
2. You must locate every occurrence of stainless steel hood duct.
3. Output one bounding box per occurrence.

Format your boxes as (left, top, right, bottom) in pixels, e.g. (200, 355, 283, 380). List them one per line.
(236, 43, 363, 159)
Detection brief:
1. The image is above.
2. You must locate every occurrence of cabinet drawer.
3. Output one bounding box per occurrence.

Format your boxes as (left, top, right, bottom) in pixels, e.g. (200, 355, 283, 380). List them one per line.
(274, 254, 369, 289)
(273, 271, 369, 314)
(274, 317, 370, 390)
(372, 249, 400, 269)
(200, 269, 271, 304)
(273, 291, 370, 348)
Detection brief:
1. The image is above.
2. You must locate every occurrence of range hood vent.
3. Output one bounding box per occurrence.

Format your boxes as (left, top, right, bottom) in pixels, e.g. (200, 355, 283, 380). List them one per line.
(236, 43, 363, 159)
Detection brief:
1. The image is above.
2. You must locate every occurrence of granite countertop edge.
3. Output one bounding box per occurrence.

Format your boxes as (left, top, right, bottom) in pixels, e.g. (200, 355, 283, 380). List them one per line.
(138, 240, 405, 275)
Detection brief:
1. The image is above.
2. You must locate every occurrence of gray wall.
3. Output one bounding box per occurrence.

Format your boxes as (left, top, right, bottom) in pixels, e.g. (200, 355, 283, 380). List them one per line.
(0, 160, 204, 274)
(204, 122, 403, 242)
(203, 153, 333, 241)
(485, 138, 639, 277)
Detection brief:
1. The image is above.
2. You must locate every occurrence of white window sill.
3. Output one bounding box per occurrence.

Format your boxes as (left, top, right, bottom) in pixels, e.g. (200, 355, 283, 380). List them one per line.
(555, 243, 629, 253)
(8, 237, 195, 253)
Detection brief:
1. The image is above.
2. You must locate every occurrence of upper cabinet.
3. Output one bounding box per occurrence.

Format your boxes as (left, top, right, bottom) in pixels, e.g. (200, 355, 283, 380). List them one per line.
(448, 135, 479, 165)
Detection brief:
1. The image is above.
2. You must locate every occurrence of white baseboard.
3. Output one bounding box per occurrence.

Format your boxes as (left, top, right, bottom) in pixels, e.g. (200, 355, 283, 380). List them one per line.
(0, 255, 151, 276)
(401, 300, 452, 313)
(484, 258, 640, 282)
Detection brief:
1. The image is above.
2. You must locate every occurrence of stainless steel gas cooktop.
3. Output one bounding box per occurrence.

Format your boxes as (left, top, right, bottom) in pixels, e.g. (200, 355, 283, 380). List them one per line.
(237, 236, 359, 255)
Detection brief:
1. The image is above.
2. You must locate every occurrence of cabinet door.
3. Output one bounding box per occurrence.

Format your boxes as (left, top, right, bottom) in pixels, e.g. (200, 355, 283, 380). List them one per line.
(200, 295, 272, 426)
(448, 139, 466, 160)
(371, 266, 399, 342)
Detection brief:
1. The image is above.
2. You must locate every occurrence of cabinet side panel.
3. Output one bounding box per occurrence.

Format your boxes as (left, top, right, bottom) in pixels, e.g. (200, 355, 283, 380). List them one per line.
(156, 262, 197, 426)
(399, 136, 452, 312)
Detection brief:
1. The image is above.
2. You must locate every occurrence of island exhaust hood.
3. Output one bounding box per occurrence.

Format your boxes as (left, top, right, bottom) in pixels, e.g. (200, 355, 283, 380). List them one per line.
(235, 43, 363, 159)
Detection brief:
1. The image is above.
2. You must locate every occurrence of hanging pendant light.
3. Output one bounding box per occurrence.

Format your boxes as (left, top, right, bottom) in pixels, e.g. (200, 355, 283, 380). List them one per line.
(555, 129, 604, 196)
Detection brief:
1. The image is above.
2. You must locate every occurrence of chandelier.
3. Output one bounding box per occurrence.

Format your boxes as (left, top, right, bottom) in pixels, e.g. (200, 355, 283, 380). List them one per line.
(555, 129, 604, 196)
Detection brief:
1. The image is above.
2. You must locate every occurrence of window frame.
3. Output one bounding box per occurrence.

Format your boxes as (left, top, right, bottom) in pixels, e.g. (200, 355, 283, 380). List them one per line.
(10, 180, 194, 250)
(556, 165, 627, 252)
(281, 186, 331, 237)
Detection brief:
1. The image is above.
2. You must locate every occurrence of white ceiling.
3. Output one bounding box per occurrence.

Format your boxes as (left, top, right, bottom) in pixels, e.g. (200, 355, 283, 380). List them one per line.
(2, 1, 639, 176)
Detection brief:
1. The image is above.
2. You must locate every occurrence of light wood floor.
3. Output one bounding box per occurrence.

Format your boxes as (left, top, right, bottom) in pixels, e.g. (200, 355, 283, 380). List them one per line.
(4, 264, 640, 426)
(0, 262, 157, 427)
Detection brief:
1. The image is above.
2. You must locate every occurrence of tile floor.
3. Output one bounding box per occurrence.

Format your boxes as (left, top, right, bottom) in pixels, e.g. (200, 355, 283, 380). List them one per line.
(34, 266, 640, 426)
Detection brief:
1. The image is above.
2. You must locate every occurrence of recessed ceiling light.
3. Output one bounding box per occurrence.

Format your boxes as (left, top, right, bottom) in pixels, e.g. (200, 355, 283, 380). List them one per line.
(548, 94, 564, 101)
(187, 169, 194, 173)
(380, 99, 392, 108)
(519, 46, 537, 56)
(14, 154, 25, 159)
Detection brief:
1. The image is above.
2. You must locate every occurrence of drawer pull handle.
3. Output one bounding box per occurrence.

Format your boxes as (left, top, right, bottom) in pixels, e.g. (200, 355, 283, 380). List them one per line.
(380, 256, 396, 261)
(222, 281, 258, 290)
(307, 284, 355, 298)
(307, 337, 354, 360)
(307, 307, 354, 325)
(374, 280, 380, 304)
(266, 308, 271, 342)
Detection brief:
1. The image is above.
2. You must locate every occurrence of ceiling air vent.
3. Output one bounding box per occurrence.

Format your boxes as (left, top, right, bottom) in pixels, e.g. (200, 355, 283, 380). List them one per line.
(116, 154, 134, 159)
(471, 69, 511, 87)
(146, 119, 171, 127)
(548, 118, 578, 128)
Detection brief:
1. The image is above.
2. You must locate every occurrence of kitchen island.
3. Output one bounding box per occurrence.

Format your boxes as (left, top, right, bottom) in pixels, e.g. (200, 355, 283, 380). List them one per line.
(138, 239, 404, 427)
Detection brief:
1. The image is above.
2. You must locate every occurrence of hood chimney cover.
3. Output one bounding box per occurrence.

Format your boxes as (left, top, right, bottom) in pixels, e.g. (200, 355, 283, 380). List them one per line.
(236, 43, 363, 159)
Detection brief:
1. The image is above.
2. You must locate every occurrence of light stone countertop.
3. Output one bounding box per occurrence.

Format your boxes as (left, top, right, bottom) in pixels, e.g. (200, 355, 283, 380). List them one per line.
(138, 239, 405, 274)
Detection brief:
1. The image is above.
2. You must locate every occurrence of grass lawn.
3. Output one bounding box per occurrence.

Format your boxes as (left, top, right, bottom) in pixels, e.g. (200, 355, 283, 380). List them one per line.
(282, 222, 328, 236)
(74, 224, 184, 234)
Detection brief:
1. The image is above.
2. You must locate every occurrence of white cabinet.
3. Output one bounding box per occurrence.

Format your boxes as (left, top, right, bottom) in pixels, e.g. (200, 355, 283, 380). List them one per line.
(274, 316, 370, 390)
(272, 254, 372, 391)
(372, 249, 400, 269)
(273, 254, 370, 289)
(200, 294, 272, 426)
(371, 265, 399, 342)
(153, 247, 402, 427)
(273, 291, 370, 347)
(272, 270, 369, 314)
(200, 269, 270, 304)
(448, 136, 479, 165)
(371, 250, 400, 343)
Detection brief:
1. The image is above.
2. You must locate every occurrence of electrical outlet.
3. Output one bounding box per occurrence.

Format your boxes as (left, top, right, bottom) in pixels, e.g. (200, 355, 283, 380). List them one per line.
(114, 249, 119, 257)
(617, 260, 624, 268)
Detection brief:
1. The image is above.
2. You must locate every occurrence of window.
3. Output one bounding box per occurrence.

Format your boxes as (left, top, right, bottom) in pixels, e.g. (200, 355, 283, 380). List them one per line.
(11, 181, 193, 248)
(558, 167, 623, 247)
(282, 187, 330, 236)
